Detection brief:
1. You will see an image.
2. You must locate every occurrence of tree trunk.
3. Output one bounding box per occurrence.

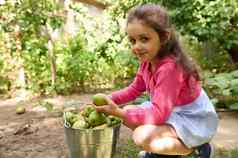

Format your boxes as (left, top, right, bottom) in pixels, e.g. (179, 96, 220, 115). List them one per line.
(228, 46, 238, 66)
(44, 22, 57, 87)
(47, 39, 56, 86)
(63, 0, 77, 38)
(15, 25, 26, 89)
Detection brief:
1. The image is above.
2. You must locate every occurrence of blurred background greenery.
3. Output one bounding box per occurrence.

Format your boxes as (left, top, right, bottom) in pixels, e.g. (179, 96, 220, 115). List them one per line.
(0, 0, 237, 110)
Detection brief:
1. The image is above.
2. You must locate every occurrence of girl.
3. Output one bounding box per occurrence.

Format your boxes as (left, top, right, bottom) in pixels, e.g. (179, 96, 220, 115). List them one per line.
(94, 4, 218, 158)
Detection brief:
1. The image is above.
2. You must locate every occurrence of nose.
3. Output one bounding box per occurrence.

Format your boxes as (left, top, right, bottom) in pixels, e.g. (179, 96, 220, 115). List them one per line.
(132, 42, 142, 54)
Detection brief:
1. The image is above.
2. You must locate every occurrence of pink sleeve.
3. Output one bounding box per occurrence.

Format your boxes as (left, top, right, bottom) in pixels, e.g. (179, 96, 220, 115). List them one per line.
(124, 63, 184, 125)
(111, 66, 146, 105)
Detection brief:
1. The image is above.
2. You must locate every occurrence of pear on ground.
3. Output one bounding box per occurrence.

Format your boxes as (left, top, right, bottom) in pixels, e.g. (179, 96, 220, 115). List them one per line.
(16, 106, 26, 114)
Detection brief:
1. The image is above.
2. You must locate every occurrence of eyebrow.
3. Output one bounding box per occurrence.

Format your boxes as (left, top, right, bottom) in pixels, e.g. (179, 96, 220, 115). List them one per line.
(128, 33, 149, 39)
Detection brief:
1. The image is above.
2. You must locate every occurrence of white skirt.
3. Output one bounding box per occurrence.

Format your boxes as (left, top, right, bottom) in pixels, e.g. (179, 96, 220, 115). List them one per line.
(139, 89, 219, 148)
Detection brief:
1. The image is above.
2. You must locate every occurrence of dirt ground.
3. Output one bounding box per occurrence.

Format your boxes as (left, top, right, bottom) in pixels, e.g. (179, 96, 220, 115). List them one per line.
(0, 94, 238, 158)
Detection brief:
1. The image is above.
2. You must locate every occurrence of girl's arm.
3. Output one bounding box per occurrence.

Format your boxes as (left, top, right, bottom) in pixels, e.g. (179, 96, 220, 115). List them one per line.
(111, 68, 146, 105)
(124, 62, 185, 126)
(95, 63, 181, 126)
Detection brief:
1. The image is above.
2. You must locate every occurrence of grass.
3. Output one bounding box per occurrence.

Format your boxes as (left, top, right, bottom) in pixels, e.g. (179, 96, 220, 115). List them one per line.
(214, 148, 238, 158)
(114, 138, 238, 158)
(115, 139, 140, 158)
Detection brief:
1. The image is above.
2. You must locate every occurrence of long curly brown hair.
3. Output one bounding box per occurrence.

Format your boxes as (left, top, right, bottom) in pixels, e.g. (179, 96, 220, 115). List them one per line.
(127, 4, 201, 81)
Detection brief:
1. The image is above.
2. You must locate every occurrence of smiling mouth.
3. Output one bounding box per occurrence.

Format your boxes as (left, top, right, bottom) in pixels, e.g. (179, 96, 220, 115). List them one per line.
(137, 53, 146, 57)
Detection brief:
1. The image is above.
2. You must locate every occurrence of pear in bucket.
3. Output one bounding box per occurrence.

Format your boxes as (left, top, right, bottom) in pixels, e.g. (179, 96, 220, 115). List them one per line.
(92, 93, 108, 106)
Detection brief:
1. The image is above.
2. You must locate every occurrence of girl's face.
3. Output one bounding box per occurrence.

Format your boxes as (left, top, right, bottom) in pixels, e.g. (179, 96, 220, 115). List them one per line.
(126, 19, 161, 64)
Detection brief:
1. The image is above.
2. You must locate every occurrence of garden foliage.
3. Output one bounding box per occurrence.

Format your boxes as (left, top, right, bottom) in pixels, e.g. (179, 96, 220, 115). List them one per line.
(0, 0, 237, 109)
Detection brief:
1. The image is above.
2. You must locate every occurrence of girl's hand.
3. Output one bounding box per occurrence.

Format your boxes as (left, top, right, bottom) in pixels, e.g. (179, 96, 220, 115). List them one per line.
(93, 95, 117, 114)
(93, 95, 125, 118)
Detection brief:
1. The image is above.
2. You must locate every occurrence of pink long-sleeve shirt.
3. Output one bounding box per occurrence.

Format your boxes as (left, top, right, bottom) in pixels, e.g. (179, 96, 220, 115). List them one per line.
(111, 56, 201, 125)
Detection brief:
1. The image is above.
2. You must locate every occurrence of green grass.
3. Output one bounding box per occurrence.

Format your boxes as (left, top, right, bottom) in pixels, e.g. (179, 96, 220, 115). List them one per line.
(115, 139, 140, 158)
(114, 139, 238, 158)
(214, 148, 238, 158)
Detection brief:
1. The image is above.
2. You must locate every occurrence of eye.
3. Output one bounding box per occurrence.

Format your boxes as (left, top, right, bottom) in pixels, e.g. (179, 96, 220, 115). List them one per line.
(140, 36, 149, 43)
(129, 38, 136, 45)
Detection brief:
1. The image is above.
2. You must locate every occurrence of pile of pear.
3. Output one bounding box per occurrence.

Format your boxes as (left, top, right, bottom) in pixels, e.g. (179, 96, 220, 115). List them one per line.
(64, 94, 121, 130)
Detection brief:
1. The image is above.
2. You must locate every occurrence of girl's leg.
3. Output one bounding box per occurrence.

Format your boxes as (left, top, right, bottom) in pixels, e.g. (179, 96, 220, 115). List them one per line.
(132, 124, 193, 156)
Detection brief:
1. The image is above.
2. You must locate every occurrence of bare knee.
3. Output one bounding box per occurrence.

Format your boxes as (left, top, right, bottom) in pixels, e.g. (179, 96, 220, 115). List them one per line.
(132, 124, 193, 155)
(132, 125, 158, 148)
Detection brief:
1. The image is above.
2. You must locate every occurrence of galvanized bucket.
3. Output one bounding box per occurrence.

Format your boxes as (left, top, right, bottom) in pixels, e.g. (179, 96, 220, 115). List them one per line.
(64, 123, 121, 158)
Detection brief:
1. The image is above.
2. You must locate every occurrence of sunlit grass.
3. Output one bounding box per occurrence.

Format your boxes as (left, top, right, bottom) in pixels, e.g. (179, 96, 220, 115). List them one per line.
(215, 148, 238, 158)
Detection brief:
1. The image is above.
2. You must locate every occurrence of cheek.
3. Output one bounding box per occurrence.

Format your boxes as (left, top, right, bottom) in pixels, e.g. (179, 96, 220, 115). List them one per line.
(151, 42, 161, 54)
(131, 47, 137, 53)
(155, 45, 161, 53)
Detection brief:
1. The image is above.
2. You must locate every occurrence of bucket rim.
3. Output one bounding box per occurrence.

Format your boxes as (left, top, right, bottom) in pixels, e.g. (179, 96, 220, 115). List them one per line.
(64, 122, 121, 131)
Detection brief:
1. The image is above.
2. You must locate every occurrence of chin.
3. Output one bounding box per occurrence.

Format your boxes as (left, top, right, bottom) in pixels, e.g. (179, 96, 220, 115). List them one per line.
(139, 58, 149, 63)
(138, 58, 145, 63)
(136, 55, 149, 62)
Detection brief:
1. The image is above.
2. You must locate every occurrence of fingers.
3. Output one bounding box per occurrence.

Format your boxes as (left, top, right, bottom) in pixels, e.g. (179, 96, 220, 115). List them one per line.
(78, 104, 92, 112)
(94, 105, 108, 113)
(105, 96, 117, 106)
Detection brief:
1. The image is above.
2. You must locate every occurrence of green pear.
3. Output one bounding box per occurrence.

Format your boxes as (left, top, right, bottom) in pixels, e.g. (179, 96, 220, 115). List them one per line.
(92, 93, 108, 106)
(81, 105, 95, 117)
(106, 115, 121, 127)
(16, 106, 25, 114)
(93, 123, 107, 130)
(88, 111, 106, 127)
(64, 112, 78, 126)
(72, 119, 89, 129)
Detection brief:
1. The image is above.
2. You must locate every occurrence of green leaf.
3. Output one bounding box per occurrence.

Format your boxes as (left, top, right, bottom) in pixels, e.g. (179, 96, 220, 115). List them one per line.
(230, 79, 238, 87)
(211, 98, 219, 105)
(231, 87, 238, 95)
(222, 89, 231, 96)
(231, 70, 238, 78)
(229, 102, 238, 110)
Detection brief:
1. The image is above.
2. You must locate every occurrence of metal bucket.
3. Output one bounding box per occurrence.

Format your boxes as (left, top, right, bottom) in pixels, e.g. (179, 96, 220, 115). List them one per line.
(64, 123, 121, 158)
